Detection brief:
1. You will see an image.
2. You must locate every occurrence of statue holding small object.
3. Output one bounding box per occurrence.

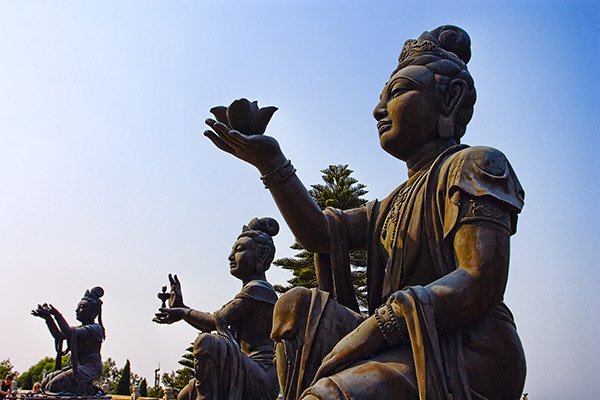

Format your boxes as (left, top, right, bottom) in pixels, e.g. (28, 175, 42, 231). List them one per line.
(204, 25, 526, 399)
(32, 287, 105, 396)
(153, 217, 280, 400)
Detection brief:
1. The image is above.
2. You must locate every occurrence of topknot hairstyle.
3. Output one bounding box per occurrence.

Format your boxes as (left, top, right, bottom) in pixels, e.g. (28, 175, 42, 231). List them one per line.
(238, 217, 279, 273)
(80, 286, 105, 337)
(394, 25, 476, 141)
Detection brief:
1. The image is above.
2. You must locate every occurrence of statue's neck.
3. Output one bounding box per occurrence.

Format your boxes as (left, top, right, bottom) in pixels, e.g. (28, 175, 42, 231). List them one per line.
(406, 139, 456, 177)
(242, 272, 267, 287)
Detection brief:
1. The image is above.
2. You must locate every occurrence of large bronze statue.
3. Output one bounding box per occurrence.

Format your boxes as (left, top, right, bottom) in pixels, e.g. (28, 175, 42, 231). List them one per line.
(32, 287, 105, 396)
(153, 217, 281, 400)
(204, 25, 526, 399)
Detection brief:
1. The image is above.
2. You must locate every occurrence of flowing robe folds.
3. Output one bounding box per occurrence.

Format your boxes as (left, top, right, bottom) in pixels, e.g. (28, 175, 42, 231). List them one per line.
(272, 145, 526, 400)
(42, 324, 104, 396)
(182, 280, 279, 400)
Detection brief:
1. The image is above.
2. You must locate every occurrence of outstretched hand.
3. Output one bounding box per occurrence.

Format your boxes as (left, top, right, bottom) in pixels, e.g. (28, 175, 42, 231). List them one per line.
(168, 273, 186, 308)
(204, 118, 286, 174)
(153, 307, 187, 325)
(31, 303, 52, 319)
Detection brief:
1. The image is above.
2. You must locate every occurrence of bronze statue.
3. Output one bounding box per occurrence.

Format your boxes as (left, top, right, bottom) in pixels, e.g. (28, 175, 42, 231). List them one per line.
(153, 217, 281, 400)
(32, 287, 105, 396)
(204, 25, 526, 399)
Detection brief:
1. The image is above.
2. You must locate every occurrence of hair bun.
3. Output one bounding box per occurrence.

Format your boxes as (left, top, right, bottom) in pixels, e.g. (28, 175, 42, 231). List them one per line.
(429, 25, 471, 64)
(89, 286, 104, 299)
(247, 217, 279, 237)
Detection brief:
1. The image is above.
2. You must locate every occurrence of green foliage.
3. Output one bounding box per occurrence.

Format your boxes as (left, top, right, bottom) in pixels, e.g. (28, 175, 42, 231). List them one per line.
(177, 346, 194, 370)
(21, 372, 33, 390)
(16, 356, 69, 389)
(147, 386, 164, 398)
(0, 359, 14, 380)
(139, 378, 148, 397)
(161, 344, 195, 396)
(115, 359, 131, 395)
(274, 165, 369, 310)
(309, 165, 368, 210)
(95, 357, 119, 393)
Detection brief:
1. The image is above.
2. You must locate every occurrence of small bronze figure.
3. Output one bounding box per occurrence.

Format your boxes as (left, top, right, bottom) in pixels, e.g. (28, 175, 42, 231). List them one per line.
(154, 217, 280, 400)
(32, 287, 105, 396)
(158, 286, 170, 309)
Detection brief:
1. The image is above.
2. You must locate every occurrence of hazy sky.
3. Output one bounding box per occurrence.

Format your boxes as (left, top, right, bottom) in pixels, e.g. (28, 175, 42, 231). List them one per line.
(1, 1, 599, 398)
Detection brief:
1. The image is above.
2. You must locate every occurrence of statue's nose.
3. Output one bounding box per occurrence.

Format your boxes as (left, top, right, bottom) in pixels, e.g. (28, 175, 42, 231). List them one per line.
(373, 100, 387, 121)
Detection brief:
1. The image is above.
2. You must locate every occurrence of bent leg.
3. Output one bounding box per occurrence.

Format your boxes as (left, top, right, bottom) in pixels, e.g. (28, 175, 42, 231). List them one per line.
(192, 332, 279, 400)
(271, 287, 364, 399)
(193, 333, 221, 400)
(177, 379, 196, 400)
(300, 345, 418, 400)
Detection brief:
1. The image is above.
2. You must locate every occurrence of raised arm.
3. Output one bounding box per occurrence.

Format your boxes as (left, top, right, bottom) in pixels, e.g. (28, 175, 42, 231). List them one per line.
(32, 304, 65, 341)
(204, 117, 331, 252)
(154, 297, 255, 333)
(47, 304, 75, 339)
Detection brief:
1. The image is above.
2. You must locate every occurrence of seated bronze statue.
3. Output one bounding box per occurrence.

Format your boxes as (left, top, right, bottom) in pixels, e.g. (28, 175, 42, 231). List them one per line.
(153, 217, 280, 400)
(204, 26, 526, 399)
(32, 287, 105, 396)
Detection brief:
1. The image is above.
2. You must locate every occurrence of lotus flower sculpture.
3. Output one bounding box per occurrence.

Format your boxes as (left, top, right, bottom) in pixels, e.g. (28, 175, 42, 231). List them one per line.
(210, 98, 277, 135)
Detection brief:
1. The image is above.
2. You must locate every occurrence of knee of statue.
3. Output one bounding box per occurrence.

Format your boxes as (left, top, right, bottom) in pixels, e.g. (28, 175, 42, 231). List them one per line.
(271, 287, 313, 342)
(193, 333, 220, 359)
(300, 378, 342, 399)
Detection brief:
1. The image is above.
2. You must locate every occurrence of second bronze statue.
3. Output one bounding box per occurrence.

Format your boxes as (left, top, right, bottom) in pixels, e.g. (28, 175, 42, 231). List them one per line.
(153, 217, 281, 400)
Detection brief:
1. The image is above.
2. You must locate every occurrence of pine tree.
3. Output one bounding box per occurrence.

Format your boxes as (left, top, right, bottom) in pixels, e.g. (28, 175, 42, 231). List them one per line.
(139, 378, 148, 397)
(273, 164, 369, 310)
(162, 345, 196, 396)
(115, 360, 131, 395)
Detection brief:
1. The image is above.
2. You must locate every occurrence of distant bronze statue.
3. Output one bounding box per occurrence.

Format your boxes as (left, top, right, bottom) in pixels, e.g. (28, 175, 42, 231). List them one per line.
(153, 217, 280, 400)
(204, 25, 526, 399)
(32, 287, 105, 396)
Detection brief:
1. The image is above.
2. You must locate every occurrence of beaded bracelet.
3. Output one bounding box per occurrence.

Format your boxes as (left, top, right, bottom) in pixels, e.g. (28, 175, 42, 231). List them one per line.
(374, 303, 404, 346)
(260, 159, 296, 189)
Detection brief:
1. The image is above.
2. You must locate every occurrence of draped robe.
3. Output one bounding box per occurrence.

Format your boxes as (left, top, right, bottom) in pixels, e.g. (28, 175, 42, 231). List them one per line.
(272, 145, 526, 400)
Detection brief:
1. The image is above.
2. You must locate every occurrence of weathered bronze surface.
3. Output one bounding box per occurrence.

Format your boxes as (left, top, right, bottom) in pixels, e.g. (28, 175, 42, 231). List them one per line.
(153, 217, 281, 400)
(32, 287, 106, 396)
(204, 25, 526, 400)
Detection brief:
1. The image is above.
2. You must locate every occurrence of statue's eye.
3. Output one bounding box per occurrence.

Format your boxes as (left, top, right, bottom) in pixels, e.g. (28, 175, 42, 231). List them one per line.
(391, 87, 410, 98)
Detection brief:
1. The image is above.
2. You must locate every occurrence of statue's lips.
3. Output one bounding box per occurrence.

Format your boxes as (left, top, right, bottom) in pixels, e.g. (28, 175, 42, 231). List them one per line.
(377, 121, 392, 135)
(230, 263, 236, 269)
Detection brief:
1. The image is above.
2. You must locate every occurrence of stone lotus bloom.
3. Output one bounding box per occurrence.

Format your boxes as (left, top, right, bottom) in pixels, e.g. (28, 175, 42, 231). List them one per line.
(210, 98, 278, 135)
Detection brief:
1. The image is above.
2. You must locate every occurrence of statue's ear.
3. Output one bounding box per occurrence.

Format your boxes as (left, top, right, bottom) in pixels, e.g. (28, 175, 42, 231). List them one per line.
(257, 246, 270, 273)
(439, 78, 467, 139)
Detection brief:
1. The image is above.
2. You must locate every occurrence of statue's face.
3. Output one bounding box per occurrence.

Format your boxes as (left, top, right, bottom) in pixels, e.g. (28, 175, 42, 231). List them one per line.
(228, 236, 260, 280)
(373, 65, 440, 161)
(75, 300, 94, 323)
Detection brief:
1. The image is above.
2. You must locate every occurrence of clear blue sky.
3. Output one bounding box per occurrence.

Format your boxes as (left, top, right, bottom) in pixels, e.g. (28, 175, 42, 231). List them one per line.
(1, 1, 598, 398)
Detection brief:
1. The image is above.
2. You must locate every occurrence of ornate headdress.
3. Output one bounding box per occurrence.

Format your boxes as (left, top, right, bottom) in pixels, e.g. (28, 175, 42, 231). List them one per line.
(394, 25, 471, 75)
(81, 286, 105, 337)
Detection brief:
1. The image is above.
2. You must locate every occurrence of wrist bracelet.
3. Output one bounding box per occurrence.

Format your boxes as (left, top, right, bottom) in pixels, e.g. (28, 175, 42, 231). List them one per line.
(374, 303, 404, 347)
(260, 159, 296, 189)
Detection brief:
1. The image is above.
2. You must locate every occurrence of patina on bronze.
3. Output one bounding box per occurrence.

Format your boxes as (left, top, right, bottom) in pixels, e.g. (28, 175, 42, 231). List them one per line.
(153, 217, 281, 400)
(31, 287, 105, 396)
(204, 25, 525, 399)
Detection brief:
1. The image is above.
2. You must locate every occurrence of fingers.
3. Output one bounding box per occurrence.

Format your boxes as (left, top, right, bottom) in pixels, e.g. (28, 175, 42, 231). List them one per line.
(174, 274, 180, 285)
(168, 273, 174, 285)
(204, 130, 236, 154)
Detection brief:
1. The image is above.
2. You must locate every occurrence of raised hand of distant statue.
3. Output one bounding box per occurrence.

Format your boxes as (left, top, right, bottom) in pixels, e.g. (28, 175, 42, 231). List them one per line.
(204, 98, 287, 174)
(31, 303, 52, 319)
(168, 273, 187, 308)
(153, 307, 187, 325)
